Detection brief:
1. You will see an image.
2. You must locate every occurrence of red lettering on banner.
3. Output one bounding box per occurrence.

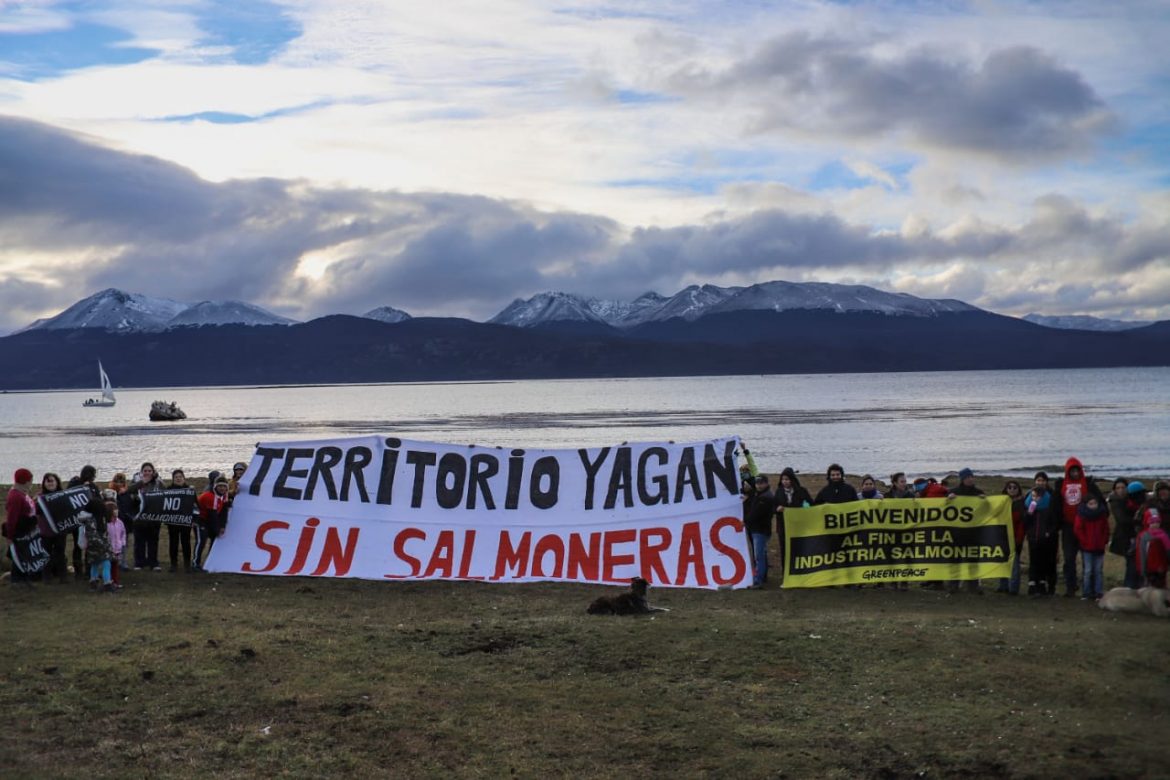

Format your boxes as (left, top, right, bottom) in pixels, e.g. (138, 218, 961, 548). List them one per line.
(567, 532, 600, 580)
(676, 521, 708, 586)
(457, 530, 481, 579)
(492, 531, 531, 580)
(387, 527, 425, 578)
(602, 529, 637, 583)
(423, 530, 456, 578)
(242, 520, 290, 573)
(532, 534, 565, 578)
(284, 518, 320, 575)
(309, 526, 360, 577)
(709, 516, 747, 585)
(638, 527, 671, 584)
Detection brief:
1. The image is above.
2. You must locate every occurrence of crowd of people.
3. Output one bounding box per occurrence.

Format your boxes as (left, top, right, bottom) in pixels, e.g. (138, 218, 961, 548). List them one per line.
(5, 451, 1169, 598)
(737, 448, 1170, 597)
(3, 461, 244, 591)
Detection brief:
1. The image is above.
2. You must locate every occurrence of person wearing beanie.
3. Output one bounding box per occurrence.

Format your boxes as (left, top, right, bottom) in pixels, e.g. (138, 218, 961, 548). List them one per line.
(1136, 508, 1170, 589)
(228, 461, 248, 499)
(193, 475, 232, 572)
(1109, 479, 1146, 588)
(6, 468, 39, 584)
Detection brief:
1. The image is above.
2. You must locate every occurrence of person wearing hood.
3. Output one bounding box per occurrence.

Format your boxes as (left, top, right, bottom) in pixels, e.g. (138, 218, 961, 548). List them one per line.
(1051, 457, 1106, 597)
(1136, 490, 1170, 588)
(773, 468, 812, 580)
(1108, 480, 1146, 589)
(228, 461, 248, 499)
(744, 474, 776, 588)
(814, 464, 858, 505)
(1074, 495, 1111, 600)
(193, 473, 232, 572)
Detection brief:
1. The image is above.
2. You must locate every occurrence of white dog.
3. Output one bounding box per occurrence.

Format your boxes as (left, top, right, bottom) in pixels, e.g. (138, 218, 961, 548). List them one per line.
(1097, 587, 1170, 617)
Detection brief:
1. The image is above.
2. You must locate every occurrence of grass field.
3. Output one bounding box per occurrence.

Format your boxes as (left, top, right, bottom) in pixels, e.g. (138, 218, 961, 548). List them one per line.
(2, 549, 1167, 779)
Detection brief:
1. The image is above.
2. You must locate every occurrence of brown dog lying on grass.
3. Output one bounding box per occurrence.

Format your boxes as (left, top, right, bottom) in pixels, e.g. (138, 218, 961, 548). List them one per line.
(1097, 587, 1170, 617)
(587, 577, 669, 615)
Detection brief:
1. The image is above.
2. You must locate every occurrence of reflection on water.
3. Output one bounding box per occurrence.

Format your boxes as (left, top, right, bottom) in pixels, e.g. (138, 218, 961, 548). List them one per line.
(2, 368, 1167, 479)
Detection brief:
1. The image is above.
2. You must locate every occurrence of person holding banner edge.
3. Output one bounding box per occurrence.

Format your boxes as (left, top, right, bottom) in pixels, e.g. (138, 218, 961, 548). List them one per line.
(167, 469, 194, 573)
(37, 472, 69, 583)
(5, 468, 40, 585)
(127, 462, 164, 571)
(193, 474, 232, 572)
(66, 465, 99, 579)
(745, 474, 776, 588)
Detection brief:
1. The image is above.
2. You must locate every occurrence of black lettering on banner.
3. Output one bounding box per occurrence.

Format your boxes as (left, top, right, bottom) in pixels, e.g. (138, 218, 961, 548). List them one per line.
(341, 446, 372, 503)
(505, 450, 525, 510)
(824, 503, 980, 530)
(604, 447, 633, 510)
(674, 447, 702, 503)
(704, 440, 738, 497)
(789, 525, 1010, 575)
(468, 454, 499, 509)
(36, 485, 97, 534)
(578, 447, 610, 510)
(10, 528, 50, 574)
(529, 456, 560, 510)
(637, 447, 669, 506)
(376, 441, 401, 506)
(407, 450, 437, 508)
(249, 446, 285, 496)
(137, 488, 199, 526)
(305, 446, 343, 501)
(273, 448, 315, 500)
(436, 453, 467, 509)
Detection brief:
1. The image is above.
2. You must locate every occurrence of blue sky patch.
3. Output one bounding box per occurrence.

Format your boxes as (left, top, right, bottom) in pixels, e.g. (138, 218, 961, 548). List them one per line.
(195, 0, 302, 65)
(0, 21, 159, 80)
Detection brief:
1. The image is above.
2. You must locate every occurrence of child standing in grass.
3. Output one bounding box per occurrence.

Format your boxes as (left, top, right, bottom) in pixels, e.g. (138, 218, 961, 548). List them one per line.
(79, 498, 115, 593)
(1074, 495, 1110, 600)
(105, 499, 126, 590)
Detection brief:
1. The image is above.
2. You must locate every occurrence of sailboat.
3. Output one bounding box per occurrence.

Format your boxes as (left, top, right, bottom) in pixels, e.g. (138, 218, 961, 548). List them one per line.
(82, 361, 117, 407)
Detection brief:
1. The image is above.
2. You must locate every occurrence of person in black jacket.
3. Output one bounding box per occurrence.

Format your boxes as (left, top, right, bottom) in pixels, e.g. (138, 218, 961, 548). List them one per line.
(66, 465, 99, 580)
(745, 475, 776, 588)
(773, 467, 812, 579)
(814, 464, 858, 505)
(947, 468, 986, 593)
(1025, 475, 1059, 595)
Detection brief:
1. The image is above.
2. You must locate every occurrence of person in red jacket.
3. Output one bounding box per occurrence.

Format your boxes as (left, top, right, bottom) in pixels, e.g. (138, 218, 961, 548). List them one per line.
(1074, 496, 1111, 600)
(192, 475, 232, 572)
(1136, 508, 1169, 588)
(1136, 482, 1170, 588)
(1051, 457, 1106, 597)
(5, 468, 39, 585)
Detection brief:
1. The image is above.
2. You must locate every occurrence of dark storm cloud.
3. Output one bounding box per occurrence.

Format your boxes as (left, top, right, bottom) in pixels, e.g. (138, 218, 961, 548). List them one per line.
(667, 33, 1117, 161)
(1, 116, 1167, 332)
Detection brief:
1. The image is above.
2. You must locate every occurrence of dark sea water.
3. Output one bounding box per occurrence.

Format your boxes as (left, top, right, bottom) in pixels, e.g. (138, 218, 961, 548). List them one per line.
(1, 367, 1167, 481)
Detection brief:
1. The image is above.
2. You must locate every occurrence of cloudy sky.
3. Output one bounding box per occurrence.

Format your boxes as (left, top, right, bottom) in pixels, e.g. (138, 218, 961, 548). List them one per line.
(1, 0, 1168, 331)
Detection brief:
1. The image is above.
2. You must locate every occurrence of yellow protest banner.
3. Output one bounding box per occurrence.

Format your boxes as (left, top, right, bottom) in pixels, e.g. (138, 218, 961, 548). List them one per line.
(782, 496, 1013, 588)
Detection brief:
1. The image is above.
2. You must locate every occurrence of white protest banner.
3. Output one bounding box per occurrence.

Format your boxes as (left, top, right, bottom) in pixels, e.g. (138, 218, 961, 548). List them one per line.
(205, 435, 751, 589)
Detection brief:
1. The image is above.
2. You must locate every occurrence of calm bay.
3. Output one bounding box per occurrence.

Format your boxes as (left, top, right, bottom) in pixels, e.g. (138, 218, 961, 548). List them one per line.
(1, 367, 1167, 481)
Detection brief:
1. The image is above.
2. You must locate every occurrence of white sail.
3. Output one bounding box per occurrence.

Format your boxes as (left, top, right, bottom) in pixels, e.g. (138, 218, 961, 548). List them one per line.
(99, 360, 116, 402)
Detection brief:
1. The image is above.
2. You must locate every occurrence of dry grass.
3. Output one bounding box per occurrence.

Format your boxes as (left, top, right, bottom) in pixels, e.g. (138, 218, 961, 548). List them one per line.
(2, 544, 1167, 780)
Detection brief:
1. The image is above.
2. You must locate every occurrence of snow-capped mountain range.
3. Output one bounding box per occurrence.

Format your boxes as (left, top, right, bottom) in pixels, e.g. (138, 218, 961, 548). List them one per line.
(16, 283, 1151, 335)
(1022, 313, 1151, 332)
(489, 281, 976, 329)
